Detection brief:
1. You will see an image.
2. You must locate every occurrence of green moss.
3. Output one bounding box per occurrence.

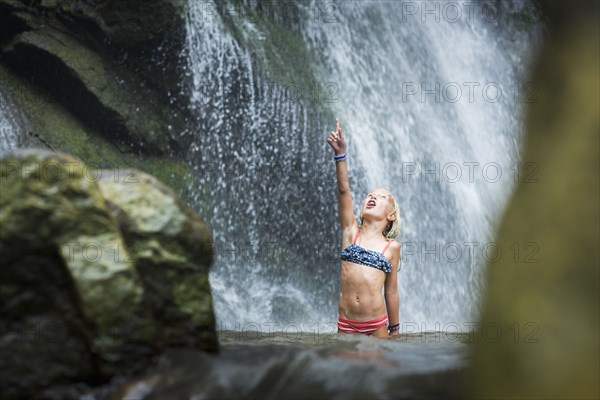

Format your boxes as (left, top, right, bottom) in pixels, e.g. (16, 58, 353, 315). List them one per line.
(170, 270, 214, 326)
(140, 156, 194, 200)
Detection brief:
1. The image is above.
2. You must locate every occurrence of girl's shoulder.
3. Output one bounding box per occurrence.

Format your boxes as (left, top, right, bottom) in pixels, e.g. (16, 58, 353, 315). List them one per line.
(384, 239, 401, 250)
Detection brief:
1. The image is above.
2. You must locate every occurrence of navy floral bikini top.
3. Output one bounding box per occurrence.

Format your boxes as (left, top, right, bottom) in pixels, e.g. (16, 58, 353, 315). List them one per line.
(340, 229, 393, 273)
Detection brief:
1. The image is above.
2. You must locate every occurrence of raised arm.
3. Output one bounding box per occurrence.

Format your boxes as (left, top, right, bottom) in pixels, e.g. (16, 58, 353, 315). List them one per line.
(327, 118, 357, 240)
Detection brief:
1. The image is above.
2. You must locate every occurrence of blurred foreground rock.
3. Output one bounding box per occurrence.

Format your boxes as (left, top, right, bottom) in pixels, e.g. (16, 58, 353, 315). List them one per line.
(464, 3, 599, 399)
(0, 149, 217, 400)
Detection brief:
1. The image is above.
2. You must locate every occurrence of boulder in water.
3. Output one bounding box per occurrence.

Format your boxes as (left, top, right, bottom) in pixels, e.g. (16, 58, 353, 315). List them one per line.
(0, 149, 217, 399)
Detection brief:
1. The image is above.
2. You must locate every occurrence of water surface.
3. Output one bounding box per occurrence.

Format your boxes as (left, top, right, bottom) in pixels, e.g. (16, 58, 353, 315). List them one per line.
(116, 331, 471, 399)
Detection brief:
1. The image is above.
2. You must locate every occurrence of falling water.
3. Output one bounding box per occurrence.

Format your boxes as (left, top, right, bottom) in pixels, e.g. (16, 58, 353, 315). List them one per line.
(0, 91, 22, 152)
(186, 0, 540, 331)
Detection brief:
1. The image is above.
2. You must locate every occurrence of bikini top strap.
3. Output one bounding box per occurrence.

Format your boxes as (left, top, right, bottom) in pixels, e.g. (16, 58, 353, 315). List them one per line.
(353, 229, 360, 245)
(381, 240, 392, 255)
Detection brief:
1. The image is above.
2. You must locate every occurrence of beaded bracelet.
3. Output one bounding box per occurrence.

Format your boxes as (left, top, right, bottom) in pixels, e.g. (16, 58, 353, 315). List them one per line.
(334, 152, 347, 162)
(388, 323, 400, 331)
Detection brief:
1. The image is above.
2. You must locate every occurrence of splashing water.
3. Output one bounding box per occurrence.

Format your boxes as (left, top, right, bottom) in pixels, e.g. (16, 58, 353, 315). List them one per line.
(0, 92, 22, 152)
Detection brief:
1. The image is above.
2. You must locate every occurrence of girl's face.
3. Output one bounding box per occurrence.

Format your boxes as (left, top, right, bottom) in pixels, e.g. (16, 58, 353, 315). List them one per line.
(361, 188, 394, 220)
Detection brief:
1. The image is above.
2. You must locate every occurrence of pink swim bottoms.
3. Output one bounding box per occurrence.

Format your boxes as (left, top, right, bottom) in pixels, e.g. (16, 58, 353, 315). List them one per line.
(337, 315, 389, 335)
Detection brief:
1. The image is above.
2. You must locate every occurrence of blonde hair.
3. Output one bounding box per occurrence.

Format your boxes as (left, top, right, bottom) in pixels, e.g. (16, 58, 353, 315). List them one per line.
(360, 189, 402, 240)
(383, 195, 401, 240)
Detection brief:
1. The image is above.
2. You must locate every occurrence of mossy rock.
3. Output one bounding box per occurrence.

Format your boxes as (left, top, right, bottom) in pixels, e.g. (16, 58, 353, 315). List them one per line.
(0, 149, 218, 399)
(96, 168, 218, 349)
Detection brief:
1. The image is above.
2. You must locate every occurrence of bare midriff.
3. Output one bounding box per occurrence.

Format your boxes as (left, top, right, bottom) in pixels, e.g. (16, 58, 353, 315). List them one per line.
(338, 259, 387, 320)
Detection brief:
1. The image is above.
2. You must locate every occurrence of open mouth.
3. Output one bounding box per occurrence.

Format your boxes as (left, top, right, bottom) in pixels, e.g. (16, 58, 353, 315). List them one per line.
(366, 200, 376, 208)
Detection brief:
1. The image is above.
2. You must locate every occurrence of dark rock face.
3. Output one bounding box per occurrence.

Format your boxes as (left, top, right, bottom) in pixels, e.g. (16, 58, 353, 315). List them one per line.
(0, 149, 218, 400)
(0, 0, 192, 155)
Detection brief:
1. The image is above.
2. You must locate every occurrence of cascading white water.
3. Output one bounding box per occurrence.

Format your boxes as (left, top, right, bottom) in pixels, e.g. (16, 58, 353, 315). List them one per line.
(184, 0, 541, 331)
(0, 92, 22, 152)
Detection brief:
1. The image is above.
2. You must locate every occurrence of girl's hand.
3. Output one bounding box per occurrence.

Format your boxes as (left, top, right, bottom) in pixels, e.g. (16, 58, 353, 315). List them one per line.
(327, 117, 346, 156)
(388, 329, 400, 337)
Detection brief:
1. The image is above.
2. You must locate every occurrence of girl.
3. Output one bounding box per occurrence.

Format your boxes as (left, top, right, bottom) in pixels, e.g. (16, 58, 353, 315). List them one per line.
(327, 118, 401, 338)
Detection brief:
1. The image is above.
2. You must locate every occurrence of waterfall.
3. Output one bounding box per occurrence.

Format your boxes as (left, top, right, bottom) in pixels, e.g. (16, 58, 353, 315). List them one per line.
(0, 0, 541, 335)
(0, 91, 22, 152)
(188, 0, 541, 331)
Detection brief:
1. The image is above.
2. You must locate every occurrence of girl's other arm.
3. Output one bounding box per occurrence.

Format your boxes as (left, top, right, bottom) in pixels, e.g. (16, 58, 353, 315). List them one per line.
(384, 242, 401, 335)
